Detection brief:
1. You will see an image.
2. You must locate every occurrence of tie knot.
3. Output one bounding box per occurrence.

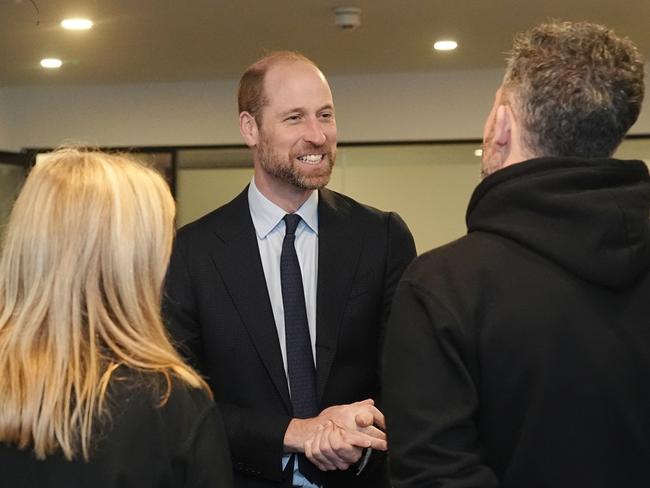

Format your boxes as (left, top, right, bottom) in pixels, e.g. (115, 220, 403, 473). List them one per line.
(284, 214, 301, 236)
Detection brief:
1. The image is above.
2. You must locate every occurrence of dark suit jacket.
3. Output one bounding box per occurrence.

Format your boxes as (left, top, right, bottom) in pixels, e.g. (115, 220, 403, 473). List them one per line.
(163, 187, 416, 488)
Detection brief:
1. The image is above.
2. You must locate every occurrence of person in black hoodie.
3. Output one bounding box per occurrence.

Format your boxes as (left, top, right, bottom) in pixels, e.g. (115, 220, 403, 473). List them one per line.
(383, 21, 650, 488)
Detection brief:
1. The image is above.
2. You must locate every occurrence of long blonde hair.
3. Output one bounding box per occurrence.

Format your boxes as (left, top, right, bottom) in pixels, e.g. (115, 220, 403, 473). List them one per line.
(0, 148, 209, 461)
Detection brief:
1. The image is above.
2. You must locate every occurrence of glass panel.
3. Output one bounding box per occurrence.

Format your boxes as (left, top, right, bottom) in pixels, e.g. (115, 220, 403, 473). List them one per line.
(176, 147, 253, 226)
(0, 163, 26, 230)
(335, 143, 481, 252)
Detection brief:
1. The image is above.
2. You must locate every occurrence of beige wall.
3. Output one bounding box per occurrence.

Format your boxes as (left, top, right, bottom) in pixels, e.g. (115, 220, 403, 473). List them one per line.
(613, 138, 650, 166)
(2, 66, 649, 152)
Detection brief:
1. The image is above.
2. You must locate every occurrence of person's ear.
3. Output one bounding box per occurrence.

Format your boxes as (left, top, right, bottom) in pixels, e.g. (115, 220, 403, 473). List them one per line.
(499, 102, 533, 166)
(239, 111, 259, 148)
(493, 104, 512, 149)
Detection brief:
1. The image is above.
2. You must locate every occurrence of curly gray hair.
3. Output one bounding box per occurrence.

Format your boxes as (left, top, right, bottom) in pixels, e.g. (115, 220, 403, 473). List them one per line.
(503, 21, 644, 157)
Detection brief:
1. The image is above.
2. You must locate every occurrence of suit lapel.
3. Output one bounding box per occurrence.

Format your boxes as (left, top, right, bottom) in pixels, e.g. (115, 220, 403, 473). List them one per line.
(208, 188, 292, 412)
(315, 189, 365, 401)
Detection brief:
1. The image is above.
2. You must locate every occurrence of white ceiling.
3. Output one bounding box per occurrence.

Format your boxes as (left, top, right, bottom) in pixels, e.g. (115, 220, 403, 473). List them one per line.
(1, 0, 649, 86)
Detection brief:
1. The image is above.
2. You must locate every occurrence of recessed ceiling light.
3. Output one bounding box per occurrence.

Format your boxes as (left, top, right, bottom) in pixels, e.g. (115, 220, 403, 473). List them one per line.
(433, 40, 458, 51)
(40, 58, 62, 69)
(61, 18, 93, 30)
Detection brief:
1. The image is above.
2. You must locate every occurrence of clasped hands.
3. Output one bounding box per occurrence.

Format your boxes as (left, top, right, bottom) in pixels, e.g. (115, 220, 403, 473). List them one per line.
(283, 399, 387, 472)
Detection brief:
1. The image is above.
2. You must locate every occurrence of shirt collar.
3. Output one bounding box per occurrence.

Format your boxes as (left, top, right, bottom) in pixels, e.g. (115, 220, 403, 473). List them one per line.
(248, 177, 319, 239)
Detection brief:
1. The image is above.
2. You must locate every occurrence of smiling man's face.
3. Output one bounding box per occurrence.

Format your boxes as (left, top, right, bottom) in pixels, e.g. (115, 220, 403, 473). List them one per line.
(254, 60, 337, 191)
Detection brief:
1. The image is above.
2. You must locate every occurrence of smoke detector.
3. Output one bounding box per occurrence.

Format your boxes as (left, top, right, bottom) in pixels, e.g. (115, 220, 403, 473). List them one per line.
(334, 6, 361, 30)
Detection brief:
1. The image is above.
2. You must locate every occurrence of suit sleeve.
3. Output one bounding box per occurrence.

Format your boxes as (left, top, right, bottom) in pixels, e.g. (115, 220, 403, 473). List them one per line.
(382, 279, 499, 488)
(163, 234, 291, 482)
(381, 212, 417, 325)
(378, 212, 417, 371)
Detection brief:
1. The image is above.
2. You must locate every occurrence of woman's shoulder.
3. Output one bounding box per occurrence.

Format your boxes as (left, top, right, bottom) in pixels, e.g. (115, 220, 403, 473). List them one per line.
(106, 368, 214, 436)
(49, 370, 225, 487)
(111, 367, 211, 404)
(103, 369, 233, 487)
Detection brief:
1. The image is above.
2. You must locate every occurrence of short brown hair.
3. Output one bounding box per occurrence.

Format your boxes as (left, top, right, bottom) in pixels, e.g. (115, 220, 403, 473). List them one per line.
(503, 21, 644, 157)
(237, 51, 318, 124)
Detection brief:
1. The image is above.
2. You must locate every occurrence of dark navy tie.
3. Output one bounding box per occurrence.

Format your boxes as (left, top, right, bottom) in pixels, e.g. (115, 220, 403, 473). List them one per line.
(281, 214, 321, 485)
(281, 214, 318, 419)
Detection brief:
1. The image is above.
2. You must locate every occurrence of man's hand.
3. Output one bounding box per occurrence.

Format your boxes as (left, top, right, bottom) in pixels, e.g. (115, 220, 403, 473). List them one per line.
(304, 421, 367, 470)
(283, 399, 387, 472)
(319, 398, 387, 447)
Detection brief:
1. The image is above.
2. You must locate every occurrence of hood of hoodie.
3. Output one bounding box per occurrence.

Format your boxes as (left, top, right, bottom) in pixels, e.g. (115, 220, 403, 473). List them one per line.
(467, 157, 650, 288)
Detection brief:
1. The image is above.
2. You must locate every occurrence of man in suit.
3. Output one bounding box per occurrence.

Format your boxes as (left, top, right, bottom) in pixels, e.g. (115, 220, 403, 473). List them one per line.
(163, 51, 416, 488)
(383, 21, 650, 488)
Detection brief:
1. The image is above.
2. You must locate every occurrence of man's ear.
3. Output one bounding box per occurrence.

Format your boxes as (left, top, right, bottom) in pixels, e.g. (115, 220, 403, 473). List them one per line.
(493, 104, 512, 148)
(498, 103, 531, 166)
(239, 111, 259, 148)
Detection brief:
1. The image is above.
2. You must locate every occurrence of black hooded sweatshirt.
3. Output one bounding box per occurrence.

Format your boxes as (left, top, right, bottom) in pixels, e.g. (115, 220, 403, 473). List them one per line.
(383, 157, 650, 488)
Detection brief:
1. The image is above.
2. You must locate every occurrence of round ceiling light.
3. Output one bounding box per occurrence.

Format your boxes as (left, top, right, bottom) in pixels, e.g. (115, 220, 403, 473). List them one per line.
(61, 18, 93, 30)
(40, 58, 63, 69)
(433, 40, 458, 51)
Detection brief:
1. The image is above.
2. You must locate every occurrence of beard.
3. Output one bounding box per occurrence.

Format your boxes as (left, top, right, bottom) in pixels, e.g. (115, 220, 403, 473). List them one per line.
(258, 133, 336, 190)
(480, 124, 502, 180)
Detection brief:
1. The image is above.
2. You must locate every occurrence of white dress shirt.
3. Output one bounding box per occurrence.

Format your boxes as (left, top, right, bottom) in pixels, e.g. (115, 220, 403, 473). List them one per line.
(247, 178, 320, 488)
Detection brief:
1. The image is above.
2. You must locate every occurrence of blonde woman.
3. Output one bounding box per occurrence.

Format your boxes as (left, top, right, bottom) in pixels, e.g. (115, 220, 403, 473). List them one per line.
(0, 148, 233, 487)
